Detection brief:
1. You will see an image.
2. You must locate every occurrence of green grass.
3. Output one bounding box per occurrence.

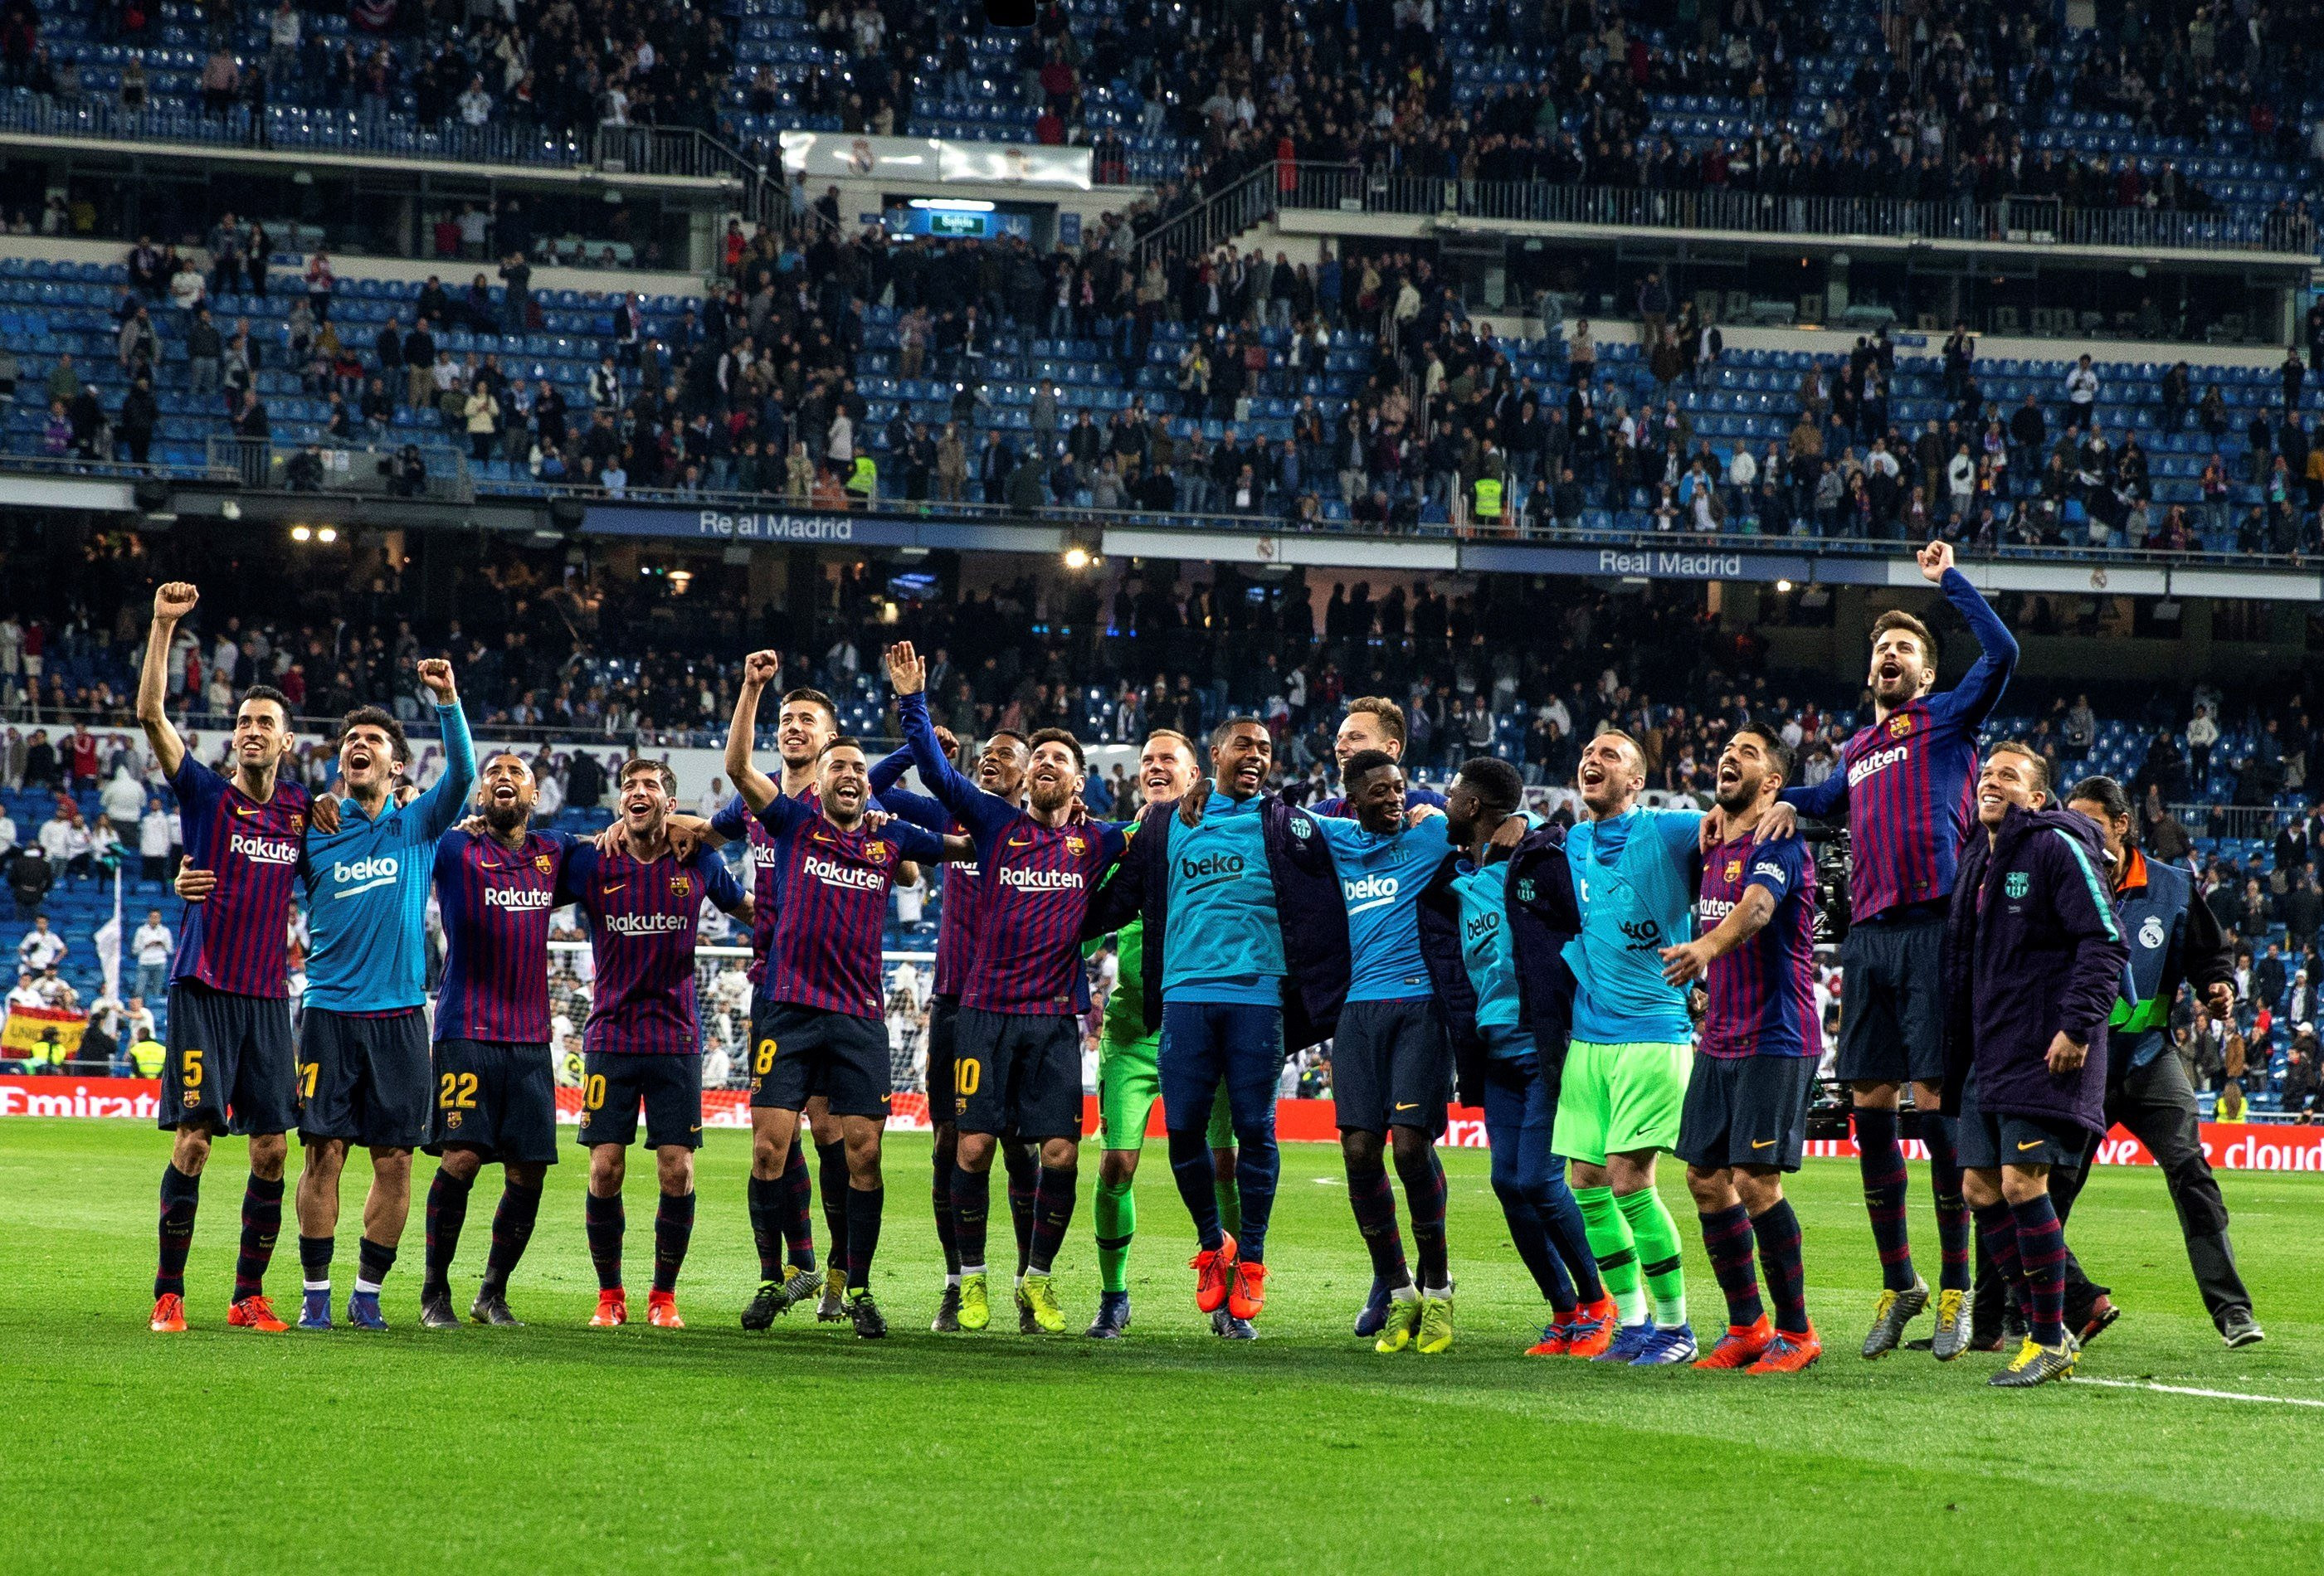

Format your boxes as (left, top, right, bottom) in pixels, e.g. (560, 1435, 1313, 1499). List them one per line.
(3, 1119, 2320, 1574)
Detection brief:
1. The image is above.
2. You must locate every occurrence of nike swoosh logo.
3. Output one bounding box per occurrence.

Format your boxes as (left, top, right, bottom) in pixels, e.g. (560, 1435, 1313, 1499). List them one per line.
(690, 1123, 703, 1132)
(2017, 1139, 2045, 1151)
(602, 884, 623, 895)
(1008, 835, 1034, 847)
(1751, 1138, 1776, 1149)
(231, 805, 258, 817)
(1395, 1102, 1418, 1111)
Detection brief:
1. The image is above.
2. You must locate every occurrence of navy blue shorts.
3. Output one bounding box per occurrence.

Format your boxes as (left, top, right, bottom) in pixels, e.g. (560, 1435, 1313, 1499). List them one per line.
(954, 1007, 1083, 1140)
(1837, 910, 1947, 1086)
(925, 994, 960, 1124)
(1329, 997, 1451, 1136)
(578, 1050, 703, 1150)
(1676, 1053, 1817, 1172)
(1157, 1000, 1284, 1140)
(426, 1039, 559, 1165)
(1955, 1077, 2089, 1171)
(750, 1002, 890, 1120)
(160, 980, 295, 1136)
(299, 1006, 431, 1150)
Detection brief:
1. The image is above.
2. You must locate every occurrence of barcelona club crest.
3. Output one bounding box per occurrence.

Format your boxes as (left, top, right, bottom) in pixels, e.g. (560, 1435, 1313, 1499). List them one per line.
(290, 813, 306, 834)
(865, 840, 889, 864)
(670, 873, 693, 897)
(1065, 834, 1086, 855)
(1724, 859, 1742, 881)
(2005, 870, 2030, 900)
(1888, 713, 1913, 738)
(535, 854, 553, 873)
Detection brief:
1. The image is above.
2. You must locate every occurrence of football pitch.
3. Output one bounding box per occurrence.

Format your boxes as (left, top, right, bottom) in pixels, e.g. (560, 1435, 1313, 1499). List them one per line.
(4, 1120, 2320, 1574)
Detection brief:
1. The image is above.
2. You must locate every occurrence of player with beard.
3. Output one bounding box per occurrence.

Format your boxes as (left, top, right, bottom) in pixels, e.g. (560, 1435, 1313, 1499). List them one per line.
(876, 722, 1049, 1335)
(565, 759, 750, 1329)
(290, 662, 473, 1330)
(1941, 744, 2126, 1387)
(1082, 731, 1242, 1340)
(137, 581, 317, 1335)
(739, 732, 951, 1338)
(886, 642, 1127, 1334)
(1661, 724, 1823, 1373)
(1753, 539, 2017, 1361)
(416, 752, 578, 1327)
(705, 657, 960, 1328)
(1306, 697, 1449, 820)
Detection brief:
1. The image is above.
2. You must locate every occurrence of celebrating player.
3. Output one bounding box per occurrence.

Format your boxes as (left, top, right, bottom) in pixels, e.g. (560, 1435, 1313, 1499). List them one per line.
(1940, 744, 2127, 1387)
(417, 752, 577, 1328)
(710, 668, 849, 1325)
(1557, 730, 1703, 1364)
(736, 727, 950, 1338)
(889, 640, 1126, 1334)
(566, 758, 750, 1329)
(1419, 756, 1617, 1357)
(137, 581, 313, 1335)
(1083, 730, 1241, 1339)
(291, 661, 475, 1330)
(2050, 776, 2260, 1348)
(1293, 750, 1464, 1353)
(1084, 718, 1348, 1330)
(1662, 724, 1823, 1373)
(871, 718, 1048, 1335)
(1761, 538, 2018, 1360)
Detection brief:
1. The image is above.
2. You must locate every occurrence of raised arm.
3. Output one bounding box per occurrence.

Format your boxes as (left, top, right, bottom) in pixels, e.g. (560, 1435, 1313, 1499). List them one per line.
(406, 659, 475, 839)
(726, 649, 782, 811)
(887, 642, 1014, 840)
(137, 583, 195, 779)
(1923, 542, 2019, 728)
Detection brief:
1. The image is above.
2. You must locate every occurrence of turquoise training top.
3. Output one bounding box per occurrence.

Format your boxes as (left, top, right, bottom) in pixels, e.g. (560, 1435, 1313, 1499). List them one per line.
(1562, 805, 1702, 1045)
(1312, 815, 1452, 1002)
(300, 703, 477, 1012)
(1162, 791, 1283, 1005)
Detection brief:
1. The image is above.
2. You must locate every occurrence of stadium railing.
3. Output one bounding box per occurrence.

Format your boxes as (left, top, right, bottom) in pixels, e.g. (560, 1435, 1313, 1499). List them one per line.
(206, 435, 474, 503)
(1266, 162, 2321, 259)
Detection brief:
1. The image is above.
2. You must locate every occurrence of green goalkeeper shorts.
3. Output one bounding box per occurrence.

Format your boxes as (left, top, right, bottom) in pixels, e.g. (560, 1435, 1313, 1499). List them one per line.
(1097, 1034, 1238, 1152)
(1550, 1038, 1693, 1166)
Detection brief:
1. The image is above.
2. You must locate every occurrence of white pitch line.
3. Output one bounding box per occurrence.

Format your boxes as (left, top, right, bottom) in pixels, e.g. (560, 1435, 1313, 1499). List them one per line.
(2078, 1377, 2324, 1408)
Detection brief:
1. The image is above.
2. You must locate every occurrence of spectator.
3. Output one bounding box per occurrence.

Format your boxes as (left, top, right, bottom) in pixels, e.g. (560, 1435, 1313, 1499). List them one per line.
(132, 908, 172, 1004)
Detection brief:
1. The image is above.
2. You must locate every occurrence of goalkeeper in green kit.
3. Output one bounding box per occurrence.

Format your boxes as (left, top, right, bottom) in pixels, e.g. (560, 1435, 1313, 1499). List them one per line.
(1084, 729, 1243, 1339)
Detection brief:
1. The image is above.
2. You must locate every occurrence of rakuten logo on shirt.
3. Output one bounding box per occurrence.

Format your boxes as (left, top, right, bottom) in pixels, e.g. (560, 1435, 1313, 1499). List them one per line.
(485, 886, 553, 911)
(806, 856, 884, 893)
(229, 831, 299, 866)
(999, 867, 1084, 892)
(329, 854, 399, 896)
(1848, 743, 1910, 787)
(603, 912, 689, 937)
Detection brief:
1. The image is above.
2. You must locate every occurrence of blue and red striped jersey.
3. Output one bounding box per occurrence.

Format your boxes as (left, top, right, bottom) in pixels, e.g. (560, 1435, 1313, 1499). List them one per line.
(711, 790, 792, 990)
(931, 821, 982, 998)
(168, 757, 308, 998)
(561, 839, 743, 1055)
(755, 794, 946, 1019)
(1698, 833, 1818, 1059)
(1781, 567, 2018, 920)
(431, 826, 574, 1043)
(896, 693, 1126, 1014)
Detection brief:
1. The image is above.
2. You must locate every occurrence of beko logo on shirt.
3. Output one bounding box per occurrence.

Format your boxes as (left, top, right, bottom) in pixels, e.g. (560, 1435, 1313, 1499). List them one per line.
(806, 856, 884, 893)
(1180, 853, 1245, 880)
(330, 854, 400, 897)
(1342, 873, 1401, 914)
(1848, 743, 1911, 787)
(1464, 910, 1501, 946)
(603, 912, 689, 936)
(485, 886, 554, 911)
(228, 831, 299, 865)
(1000, 867, 1084, 892)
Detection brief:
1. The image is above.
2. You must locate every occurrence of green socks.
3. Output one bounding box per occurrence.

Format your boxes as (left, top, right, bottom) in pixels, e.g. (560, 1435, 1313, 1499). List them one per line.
(1094, 1175, 1135, 1295)
(1617, 1185, 1688, 1329)
(1575, 1184, 1645, 1325)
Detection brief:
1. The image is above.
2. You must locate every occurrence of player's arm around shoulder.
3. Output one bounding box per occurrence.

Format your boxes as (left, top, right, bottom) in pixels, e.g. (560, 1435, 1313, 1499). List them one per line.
(689, 843, 749, 916)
